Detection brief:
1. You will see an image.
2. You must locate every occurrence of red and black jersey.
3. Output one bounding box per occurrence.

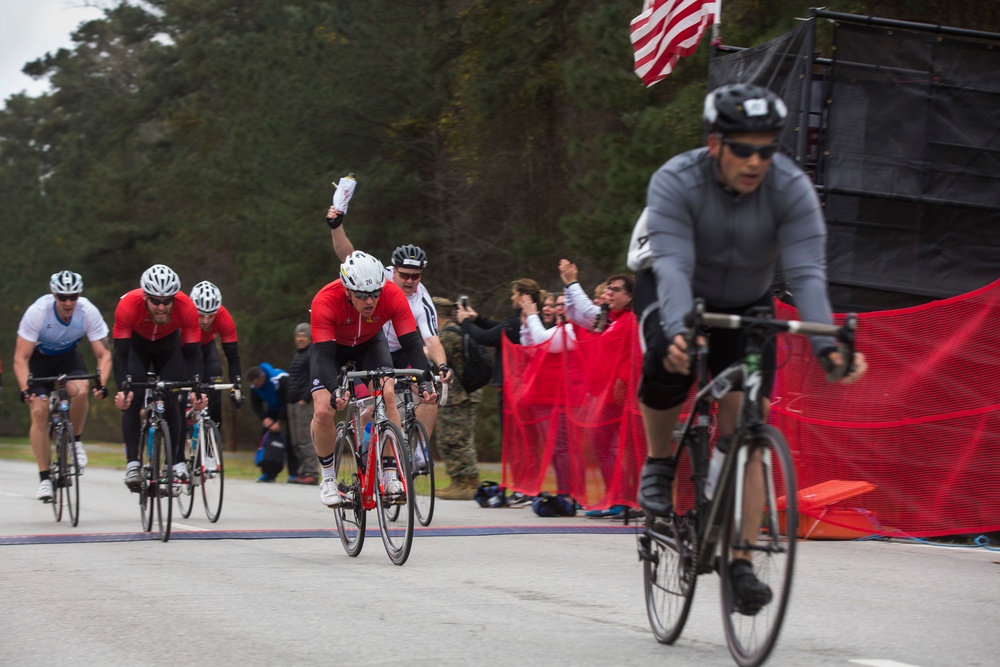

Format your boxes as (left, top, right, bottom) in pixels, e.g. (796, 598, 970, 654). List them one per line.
(113, 288, 201, 345)
(311, 279, 416, 348)
(199, 305, 238, 345)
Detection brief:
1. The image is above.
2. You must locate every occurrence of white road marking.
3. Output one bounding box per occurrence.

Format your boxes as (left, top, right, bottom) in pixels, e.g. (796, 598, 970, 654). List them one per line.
(850, 660, 925, 667)
(171, 522, 210, 531)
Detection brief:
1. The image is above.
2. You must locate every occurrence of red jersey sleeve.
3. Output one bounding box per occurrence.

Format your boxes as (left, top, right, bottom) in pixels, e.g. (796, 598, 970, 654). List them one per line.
(113, 289, 146, 339)
(310, 281, 342, 344)
(206, 306, 238, 344)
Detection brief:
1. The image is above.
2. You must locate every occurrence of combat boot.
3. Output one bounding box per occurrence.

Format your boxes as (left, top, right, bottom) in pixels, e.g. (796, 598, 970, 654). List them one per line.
(437, 476, 477, 501)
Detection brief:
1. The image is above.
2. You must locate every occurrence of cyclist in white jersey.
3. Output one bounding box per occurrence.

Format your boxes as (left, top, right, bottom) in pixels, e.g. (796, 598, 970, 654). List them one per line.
(14, 271, 112, 501)
(325, 207, 452, 439)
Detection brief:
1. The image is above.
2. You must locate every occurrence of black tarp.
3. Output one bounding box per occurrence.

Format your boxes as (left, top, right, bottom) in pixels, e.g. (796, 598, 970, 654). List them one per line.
(709, 13, 1000, 311)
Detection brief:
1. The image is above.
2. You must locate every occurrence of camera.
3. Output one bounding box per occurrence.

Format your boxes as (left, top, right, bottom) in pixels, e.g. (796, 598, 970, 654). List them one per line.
(459, 295, 470, 309)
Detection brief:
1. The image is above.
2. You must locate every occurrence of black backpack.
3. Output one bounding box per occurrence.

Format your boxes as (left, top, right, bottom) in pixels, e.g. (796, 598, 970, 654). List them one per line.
(444, 325, 493, 393)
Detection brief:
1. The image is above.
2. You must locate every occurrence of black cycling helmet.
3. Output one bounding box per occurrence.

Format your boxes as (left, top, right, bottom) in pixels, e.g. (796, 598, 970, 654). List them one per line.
(703, 83, 788, 135)
(391, 244, 428, 269)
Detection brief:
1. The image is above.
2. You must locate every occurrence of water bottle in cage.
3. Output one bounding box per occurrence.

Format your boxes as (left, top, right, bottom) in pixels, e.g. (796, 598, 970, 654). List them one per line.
(189, 421, 200, 457)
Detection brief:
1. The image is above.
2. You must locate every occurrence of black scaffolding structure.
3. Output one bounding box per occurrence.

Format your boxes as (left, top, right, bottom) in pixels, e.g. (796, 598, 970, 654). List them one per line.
(710, 9, 1000, 312)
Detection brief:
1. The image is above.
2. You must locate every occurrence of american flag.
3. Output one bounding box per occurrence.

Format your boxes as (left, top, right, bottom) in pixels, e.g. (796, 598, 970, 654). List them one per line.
(630, 0, 720, 87)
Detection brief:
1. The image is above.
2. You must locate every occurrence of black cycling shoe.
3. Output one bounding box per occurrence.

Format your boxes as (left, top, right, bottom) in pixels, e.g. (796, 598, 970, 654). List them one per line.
(637, 458, 676, 518)
(728, 558, 773, 616)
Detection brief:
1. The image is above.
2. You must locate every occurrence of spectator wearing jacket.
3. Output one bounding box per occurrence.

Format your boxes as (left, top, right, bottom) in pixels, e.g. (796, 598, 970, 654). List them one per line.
(246, 363, 299, 482)
(286, 323, 319, 485)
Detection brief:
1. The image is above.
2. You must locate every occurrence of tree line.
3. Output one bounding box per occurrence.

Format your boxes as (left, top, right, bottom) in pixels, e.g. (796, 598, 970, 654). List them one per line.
(1, 0, 994, 450)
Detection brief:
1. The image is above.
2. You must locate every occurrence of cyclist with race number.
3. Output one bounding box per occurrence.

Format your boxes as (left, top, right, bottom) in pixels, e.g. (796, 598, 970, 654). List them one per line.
(310, 250, 437, 508)
(632, 84, 867, 613)
(112, 264, 207, 493)
(13, 271, 112, 501)
(189, 280, 246, 422)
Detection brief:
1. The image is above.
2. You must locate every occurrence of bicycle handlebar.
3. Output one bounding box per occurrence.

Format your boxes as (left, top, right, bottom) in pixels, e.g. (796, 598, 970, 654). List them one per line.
(27, 372, 101, 385)
(121, 375, 210, 395)
(683, 299, 858, 382)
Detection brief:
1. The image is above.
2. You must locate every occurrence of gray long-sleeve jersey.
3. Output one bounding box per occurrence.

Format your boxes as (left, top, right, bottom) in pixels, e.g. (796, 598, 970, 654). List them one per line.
(644, 147, 835, 352)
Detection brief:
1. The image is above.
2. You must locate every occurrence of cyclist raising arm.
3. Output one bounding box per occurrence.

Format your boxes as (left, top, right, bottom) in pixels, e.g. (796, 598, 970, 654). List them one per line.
(633, 84, 867, 611)
(112, 265, 207, 492)
(13, 271, 112, 500)
(310, 251, 436, 508)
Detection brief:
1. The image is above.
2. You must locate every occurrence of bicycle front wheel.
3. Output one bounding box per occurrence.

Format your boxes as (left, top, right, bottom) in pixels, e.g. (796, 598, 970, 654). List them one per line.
(407, 420, 435, 526)
(200, 421, 225, 522)
(49, 428, 69, 522)
(719, 424, 797, 667)
(177, 438, 196, 519)
(642, 438, 697, 644)
(139, 426, 154, 532)
(64, 426, 81, 527)
(374, 421, 414, 565)
(333, 426, 366, 557)
(152, 421, 174, 542)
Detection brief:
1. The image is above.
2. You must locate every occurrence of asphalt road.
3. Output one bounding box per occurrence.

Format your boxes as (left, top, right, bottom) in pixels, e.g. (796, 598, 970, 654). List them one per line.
(1, 458, 997, 667)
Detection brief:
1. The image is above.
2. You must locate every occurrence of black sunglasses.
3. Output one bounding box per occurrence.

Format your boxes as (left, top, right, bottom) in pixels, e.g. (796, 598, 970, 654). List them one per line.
(351, 289, 383, 301)
(396, 271, 422, 282)
(56, 294, 80, 302)
(723, 139, 779, 160)
(146, 295, 175, 306)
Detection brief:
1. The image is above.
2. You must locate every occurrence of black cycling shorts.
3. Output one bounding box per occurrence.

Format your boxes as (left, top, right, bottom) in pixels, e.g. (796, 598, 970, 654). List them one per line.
(28, 347, 89, 395)
(310, 330, 394, 395)
(634, 269, 776, 411)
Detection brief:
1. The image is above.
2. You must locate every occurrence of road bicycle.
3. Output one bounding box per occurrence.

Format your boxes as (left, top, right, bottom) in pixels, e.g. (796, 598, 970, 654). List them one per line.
(176, 382, 235, 522)
(28, 372, 100, 526)
(331, 364, 427, 565)
(638, 298, 856, 667)
(390, 370, 448, 527)
(122, 374, 203, 542)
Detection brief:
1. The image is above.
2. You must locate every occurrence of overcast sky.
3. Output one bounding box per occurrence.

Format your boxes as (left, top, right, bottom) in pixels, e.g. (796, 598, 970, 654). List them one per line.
(0, 0, 106, 108)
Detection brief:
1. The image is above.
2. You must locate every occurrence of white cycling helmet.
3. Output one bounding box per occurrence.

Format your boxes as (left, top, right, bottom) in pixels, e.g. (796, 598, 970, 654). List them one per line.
(340, 251, 387, 293)
(140, 264, 181, 297)
(190, 280, 222, 315)
(50, 270, 83, 295)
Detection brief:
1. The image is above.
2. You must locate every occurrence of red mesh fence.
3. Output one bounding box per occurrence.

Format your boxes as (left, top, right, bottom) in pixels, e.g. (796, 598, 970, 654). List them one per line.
(502, 279, 1000, 536)
(773, 278, 1000, 537)
(502, 315, 645, 509)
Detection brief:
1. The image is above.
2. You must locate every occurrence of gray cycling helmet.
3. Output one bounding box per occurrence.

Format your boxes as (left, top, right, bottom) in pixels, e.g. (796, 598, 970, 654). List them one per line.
(340, 251, 387, 292)
(190, 280, 222, 315)
(50, 270, 83, 295)
(391, 244, 428, 269)
(703, 84, 788, 135)
(140, 264, 181, 297)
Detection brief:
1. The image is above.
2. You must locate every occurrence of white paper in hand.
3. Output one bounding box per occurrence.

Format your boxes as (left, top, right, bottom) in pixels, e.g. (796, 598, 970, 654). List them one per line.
(332, 175, 357, 214)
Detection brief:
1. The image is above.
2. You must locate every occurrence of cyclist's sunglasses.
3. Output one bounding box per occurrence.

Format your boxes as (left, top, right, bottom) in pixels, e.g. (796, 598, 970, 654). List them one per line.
(145, 295, 175, 306)
(55, 294, 80, 302)
(351, 288, 383, 301)
(723, 139, 779, 160)
(396, 271, 422, 282)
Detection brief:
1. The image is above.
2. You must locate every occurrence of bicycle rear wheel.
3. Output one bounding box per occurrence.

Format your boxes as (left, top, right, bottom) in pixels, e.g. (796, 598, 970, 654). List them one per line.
(200, 421, 225, 522)
(719, 425, 797, 667)
(374, 421, 414, 565)
(152, 422, 174, 542)
(64, 426, 81, 527)
(333, 426, 366, 557)
(642, 438, 697, 644)
(407, 420, 435, 526)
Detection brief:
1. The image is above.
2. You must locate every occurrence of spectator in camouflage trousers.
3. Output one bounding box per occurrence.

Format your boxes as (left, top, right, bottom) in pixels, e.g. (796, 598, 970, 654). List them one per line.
(432, 297, 482, 500)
